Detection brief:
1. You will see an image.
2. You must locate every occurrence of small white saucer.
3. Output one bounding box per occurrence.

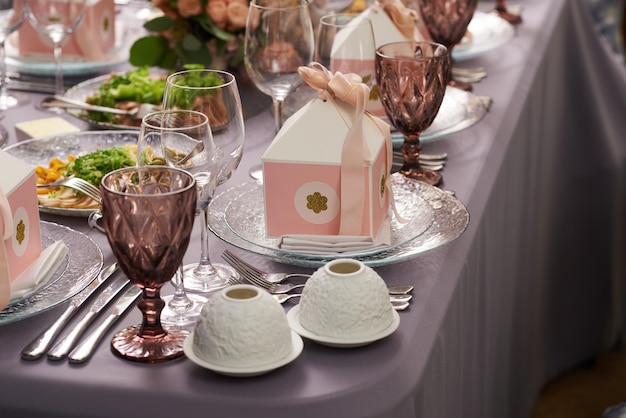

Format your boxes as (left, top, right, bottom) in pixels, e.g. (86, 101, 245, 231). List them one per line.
(286, 306, 400, 348)
(183, 331, 303, 377)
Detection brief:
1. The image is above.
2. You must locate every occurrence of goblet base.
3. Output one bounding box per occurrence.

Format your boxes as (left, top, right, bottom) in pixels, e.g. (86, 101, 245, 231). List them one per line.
(0, 92, 30, 110)
(248, 164, 263, 182)
(160, 293, 208, 329)
(111, 324, 189, 363)
(183, 262, 236, 294)
(400, 167, 442, 186)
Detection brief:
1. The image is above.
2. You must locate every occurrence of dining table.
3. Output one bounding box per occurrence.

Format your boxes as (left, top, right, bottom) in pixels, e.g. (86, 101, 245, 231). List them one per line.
(0, 0, 625, 417)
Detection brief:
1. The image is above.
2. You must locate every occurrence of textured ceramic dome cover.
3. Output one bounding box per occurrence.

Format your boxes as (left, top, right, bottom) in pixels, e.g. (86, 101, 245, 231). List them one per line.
(193, 285, 292, 368)
(298, 259, 393, 338)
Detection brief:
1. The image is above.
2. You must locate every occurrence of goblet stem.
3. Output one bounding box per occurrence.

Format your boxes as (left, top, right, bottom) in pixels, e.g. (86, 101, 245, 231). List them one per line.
(160, 265, 207, 328)
(400, 134, 442, 186)
(0, 40, 27, 110)
(53, 43, 64, 95)
(138, 286, 166, 337)
(169, 266, 194, 311)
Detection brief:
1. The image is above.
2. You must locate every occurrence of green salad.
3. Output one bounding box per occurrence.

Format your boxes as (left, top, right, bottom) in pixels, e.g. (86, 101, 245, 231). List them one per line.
(65, 145, 138, 186)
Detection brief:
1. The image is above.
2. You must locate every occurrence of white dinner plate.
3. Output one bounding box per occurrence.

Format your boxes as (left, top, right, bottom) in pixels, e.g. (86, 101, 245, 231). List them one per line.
(286, 306, 400, 348)
(5, 22, 130, 77)
(0, 221, 103, 325)
(452, 11, 516, 61)
(183, 331, 304, 377)
(3, 130, 139, 217)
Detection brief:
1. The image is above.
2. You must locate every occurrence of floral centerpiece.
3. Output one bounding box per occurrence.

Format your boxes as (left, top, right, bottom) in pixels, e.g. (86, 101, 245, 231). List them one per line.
(129, 0, 250, 70)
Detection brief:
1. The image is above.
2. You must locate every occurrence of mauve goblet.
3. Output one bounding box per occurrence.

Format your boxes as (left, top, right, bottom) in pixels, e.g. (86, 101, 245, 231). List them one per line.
(418, 0, 478, 90)
(375, 41, 450, 186)
(101, 166, 197, 363)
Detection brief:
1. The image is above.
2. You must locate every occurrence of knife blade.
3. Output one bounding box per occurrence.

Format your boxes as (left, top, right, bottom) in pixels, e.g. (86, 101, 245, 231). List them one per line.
(21, 262, 120, 361)
(47, 273, 130, 361)
(68, 285, 142, 364)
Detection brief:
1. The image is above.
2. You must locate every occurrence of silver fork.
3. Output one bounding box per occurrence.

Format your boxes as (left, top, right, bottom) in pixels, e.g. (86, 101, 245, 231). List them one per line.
(222, 252, 306, 294)
(37, 177, 102, 204)
(222, 250, 311, 284)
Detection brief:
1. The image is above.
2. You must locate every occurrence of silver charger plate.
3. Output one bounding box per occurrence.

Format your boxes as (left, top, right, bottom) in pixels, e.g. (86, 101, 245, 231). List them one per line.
(6, 20, 130, 77)
(208, 173, 470, 268)
(400, 86, 489, 145)
(452, 11, 516, 61)
(223, 180, 434, 259)
(3, 130, 139, 217)
(0, 221, 103, 325)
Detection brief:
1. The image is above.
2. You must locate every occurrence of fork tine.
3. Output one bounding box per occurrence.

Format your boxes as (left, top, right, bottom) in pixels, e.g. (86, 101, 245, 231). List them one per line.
(222, 256, 272, 290)
(222, 250, 266, 277)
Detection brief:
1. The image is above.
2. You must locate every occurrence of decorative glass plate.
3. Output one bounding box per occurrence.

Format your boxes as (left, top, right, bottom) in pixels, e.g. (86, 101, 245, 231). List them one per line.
(208, 173, 470, 267)
(452, 11, 516, 61)
(223, 181, 434, 259)
(400, 86, 489, 145)
(6, 22, 130, 77)
(0, 221, 103, 325)
(3, 130, 139, 217)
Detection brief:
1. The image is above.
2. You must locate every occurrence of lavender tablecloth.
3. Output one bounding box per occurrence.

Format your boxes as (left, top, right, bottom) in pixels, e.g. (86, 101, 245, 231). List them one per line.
(0, 0, 624, 417)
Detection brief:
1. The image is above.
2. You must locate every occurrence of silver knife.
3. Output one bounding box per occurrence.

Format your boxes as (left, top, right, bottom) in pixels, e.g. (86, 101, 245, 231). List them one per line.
(21, 262, 120, 361)
(68, 285, 142, 364)
(47, 273, 130, 361)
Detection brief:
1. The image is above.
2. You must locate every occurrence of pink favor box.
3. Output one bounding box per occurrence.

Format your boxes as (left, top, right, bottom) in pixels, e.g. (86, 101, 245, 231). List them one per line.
(0, 150, 42, 284)
(262, 96, 390, 238)
(18, 0, 116, 61)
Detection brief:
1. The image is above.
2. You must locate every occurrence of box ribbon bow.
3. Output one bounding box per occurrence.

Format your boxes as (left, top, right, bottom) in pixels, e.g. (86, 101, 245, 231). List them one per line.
(298, 63, 406, 236)
(376, 0, 420, 40)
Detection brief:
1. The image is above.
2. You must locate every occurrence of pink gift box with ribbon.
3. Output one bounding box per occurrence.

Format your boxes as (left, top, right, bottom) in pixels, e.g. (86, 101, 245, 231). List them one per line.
(17, 0, 116, 62)
(0, 150, 42, 308)
(262, 64, 393, 239)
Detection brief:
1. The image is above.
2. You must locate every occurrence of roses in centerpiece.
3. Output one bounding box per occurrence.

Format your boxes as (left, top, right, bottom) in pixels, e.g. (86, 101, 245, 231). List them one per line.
(129, 0, 250, 70)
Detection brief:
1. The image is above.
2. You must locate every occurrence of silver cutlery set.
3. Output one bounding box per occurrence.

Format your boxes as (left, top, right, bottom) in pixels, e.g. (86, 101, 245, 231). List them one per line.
(21, 263, 140, 364)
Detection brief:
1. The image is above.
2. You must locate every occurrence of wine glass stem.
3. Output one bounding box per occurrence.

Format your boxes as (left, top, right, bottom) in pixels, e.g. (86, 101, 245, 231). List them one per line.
(272, 98, 285, 134)
(138, 286, 167, 338)
(193, 207, 218, 276)
(402, 134, 422, 169)
(168, 265, 193, 312)
(53, 43, 64, 95)
(0, 40, 7, 101)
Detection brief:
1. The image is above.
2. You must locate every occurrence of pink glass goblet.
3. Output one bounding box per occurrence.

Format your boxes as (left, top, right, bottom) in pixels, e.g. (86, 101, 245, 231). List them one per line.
(418, 0, 478, 90)
(375, 41, 450, 186)
(100, 166, 197, 363)
(495, 0, 522, 25)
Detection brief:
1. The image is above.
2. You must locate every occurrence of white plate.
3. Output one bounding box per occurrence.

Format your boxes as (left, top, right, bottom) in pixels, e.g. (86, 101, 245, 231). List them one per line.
(0, 221, 103, 325)
(223, 182, 434, 259)
(286, 306, 400, 348)
(3, 130, 139, 217)
(452, 11, 516, 61)
(208, 173, 470, 268)
(183, 331, 304, 377)
(5, 22, 130, 77)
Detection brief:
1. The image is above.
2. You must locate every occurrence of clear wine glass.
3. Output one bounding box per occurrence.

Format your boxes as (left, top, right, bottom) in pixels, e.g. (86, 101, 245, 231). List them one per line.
(100, 166, 197, 363)
(375, 41, 450, 186)
(0, 0, 27, 110)
(26, 0, 88, 96)
(417, 0, 477, 90)
(136, 110, 216, 328)
(315, 13, 380, 114)
(162, 69, 245, 293)
(244, 0, 315, 179)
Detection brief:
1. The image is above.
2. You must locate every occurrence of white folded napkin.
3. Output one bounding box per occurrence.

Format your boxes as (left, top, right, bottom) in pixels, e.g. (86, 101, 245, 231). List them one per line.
(10, 240, 69, 301)
(278, 217, 391, 254)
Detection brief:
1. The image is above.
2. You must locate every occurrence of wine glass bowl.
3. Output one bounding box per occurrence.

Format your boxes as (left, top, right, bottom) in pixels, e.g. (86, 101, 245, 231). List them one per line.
(244, 0, 315, 133)
(26, 0, 88, 95)
(0, 0, 27, 110)
(100, 166, 197, 363)
(375, 41, 450, 186)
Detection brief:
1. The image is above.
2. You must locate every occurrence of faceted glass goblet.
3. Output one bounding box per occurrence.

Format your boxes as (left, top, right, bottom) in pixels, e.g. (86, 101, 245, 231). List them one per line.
(375, 41, 450, 186)
(100, 166, 197, 363)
